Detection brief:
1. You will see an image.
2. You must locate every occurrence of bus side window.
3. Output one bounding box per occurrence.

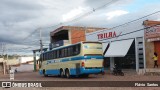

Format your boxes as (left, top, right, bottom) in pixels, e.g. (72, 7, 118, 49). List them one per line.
(42, 54, 44, 61)
(48, 53, 50, 60)
(76, 45, 80, 53)
(59, 50, 61, 58)
(47, 53, 49, 60)
(61, 49, 63, 58)
(57, 50, 59, 58)
(73, 44, 80, 55)
(63, 49, 65, 57)
(65, 48, 67, 57)
(44, 54, 46, 60)
(50, 51, 52, 59)
(64, 48, 66, 57)
(55, 50, 57, 59)
(49, 52, 51, 60)
(67, 48, 70, 56)
(70, 47, 73, 56)
(53, 51, 55, 59)
(51, 51, 53, 59)
(45, 53, 47, 60)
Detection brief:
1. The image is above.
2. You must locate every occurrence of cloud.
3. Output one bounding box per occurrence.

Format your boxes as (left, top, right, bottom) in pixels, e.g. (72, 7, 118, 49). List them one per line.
(0, 0, 86, 55)
(105, 10, 129, 20)
(0, 0, 160, 55)
(62, 7, 87, 22)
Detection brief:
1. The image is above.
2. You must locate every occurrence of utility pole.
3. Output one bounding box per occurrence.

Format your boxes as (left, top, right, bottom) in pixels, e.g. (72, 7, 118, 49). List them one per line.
(39, 28, 44, 71)
(6, 44, 8, 65)
(34, 28, 43, 71)
(2, 43, 6, 75)
(39, 28, 43, 57)
(2, 43, 5, 60)
(6, 44, 8, 75)
(39, 28, 43, 65)
(0, 43, 2, 56)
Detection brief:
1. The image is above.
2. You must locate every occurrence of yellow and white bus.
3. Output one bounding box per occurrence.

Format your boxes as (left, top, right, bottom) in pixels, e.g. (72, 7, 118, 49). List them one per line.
(39, 41, 104, 78)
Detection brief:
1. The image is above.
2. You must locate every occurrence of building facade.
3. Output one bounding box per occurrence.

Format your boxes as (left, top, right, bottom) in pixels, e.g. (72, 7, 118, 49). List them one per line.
(86, 20, 160, 74)
(49, 26, 106, 50)
(144, 20, 160, 68)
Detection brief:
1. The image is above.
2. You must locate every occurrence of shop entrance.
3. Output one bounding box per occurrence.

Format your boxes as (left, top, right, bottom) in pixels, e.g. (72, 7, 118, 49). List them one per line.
(114, 40, 136, 69)
(154, 41, 160, 64)
(103, 40, 136, 70)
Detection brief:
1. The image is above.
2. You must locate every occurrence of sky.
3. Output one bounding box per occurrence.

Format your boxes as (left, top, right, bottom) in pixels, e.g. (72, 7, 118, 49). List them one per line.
(0, 0, 160, 55)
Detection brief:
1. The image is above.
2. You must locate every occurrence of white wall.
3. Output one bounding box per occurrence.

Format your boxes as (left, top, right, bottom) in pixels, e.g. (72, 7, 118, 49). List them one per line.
(11, 64, 33, 72)
(86, 20, 145, 42)
(0, 58, 4, 62)
(19, 56, 39, 64)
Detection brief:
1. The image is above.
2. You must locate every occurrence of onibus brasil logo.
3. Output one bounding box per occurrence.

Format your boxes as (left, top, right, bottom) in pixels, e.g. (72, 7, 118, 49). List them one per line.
(2, 82, 42, 88)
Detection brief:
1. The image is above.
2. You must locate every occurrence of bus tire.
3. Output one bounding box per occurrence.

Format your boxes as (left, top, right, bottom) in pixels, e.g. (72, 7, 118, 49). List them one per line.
(43, 69, 48, 77)
(60, 69, 64, 78)
(65, 69, 70, 78)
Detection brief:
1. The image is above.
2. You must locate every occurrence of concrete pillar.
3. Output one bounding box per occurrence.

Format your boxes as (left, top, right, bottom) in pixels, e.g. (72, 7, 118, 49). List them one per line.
(135, 38, 139, 72)
(143, 36, 146, 71)
(110, 57, 115, 71)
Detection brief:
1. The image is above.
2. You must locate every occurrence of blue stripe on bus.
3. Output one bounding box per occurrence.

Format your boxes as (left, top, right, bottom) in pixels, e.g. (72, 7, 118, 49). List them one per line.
(61, 58, 69, 62)
(71, 56, 84, 60)
(79, 67, 104, 74)
(47, 56, 103, 64)
(39, 67, 104, 76)
(45, 69, 60, 75)
(71, 56, 103, 60)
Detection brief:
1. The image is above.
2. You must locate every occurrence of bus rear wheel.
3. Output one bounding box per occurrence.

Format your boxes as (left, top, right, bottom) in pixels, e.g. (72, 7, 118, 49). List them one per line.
(60, 69, 64, 77)
(65, 69, 70, 78)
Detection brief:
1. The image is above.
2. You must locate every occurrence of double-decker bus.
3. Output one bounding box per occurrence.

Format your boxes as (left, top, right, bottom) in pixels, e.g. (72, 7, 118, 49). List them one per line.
(39, 41, 104, 78)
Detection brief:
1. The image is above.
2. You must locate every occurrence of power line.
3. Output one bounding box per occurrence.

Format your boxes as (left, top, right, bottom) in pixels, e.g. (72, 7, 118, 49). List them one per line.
(22, 10, 160, 53)
(87, 10, 160, 36)
(69, 10, 160, 40)
(6, 10, 160, 53)
(8, 47, 33, 51)
(18, 0, 118, 54)
(16, 1, 160, 54)
(61, 0, 118, 25)
(22, 0, 118, 41)
(22, 28, 39, 41)
(20, 40, 40, 46)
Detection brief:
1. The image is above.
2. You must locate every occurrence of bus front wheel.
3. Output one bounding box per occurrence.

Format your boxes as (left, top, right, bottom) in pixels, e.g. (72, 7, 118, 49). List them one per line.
(43, 69, 48, 77)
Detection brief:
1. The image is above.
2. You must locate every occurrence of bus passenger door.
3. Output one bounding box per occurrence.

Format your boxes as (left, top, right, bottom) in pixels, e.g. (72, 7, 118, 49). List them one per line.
(76, 63, 81, 75)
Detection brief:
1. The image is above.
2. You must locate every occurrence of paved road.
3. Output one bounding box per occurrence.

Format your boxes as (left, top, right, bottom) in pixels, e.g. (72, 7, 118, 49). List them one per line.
(0, 71, 160, 90)
(1, 71, 160, 81)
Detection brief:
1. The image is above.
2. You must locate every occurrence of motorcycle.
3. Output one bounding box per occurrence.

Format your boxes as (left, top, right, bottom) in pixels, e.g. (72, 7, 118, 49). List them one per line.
(112, 64, 124, 76)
